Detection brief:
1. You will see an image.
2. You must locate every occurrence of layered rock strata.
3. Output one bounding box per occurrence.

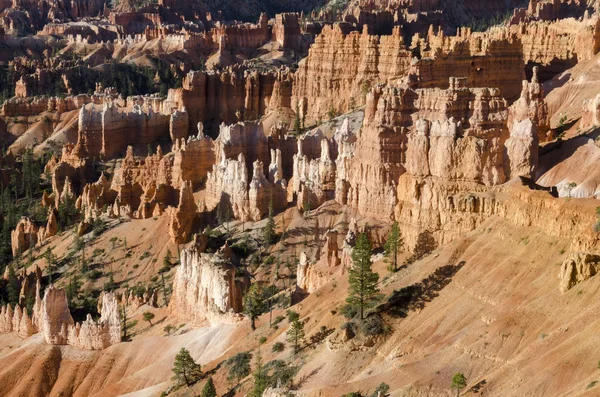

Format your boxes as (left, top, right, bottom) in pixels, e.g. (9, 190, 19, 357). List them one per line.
(293, 24, 525, 124)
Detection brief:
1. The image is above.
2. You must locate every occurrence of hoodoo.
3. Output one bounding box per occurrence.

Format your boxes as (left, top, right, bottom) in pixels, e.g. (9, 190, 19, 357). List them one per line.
(1, 0, 600, 396)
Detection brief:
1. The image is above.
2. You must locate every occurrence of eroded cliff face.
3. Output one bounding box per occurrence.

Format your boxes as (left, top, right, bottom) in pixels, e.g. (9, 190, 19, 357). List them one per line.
(75, 99, 182, 160)
(40, 285, 121, 350)
(169, 242, 248, 325)
(293, 24, 526, 124)
(204, 121, 287, 221)
(175, 66, 294, 132)
(171, 125, 215, 190)
(0, 276, 42, 338)
(67, 291, 121, 350)
(296, 229, 342, 293)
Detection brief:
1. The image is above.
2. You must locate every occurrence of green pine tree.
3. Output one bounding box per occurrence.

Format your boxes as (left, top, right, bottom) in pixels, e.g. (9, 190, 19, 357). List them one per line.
(225, 351, 252, 385)
(347, 233, 381, 319)
(43, 247, 58, 283)
(244, 284, 266, 330)
(201, 377, 217, 397)
(286, 318, 305, 355)
(451, 373, 467, 397)
(384, 221, 404, 272)
(294, 104, 301, 134)
(6, 265, 20, 305)
(172, 347, 203, 387)
(263, 198, 276, 245)
(249, 349, 268, 397)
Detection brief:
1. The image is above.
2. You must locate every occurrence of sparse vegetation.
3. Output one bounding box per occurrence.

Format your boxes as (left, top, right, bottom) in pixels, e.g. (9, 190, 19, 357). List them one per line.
(225, 351, 252, 386)
(347, 233, 382, 319)
(451, 373, 467, 397)
(286, 317, 305, 354)
(263, 198, 277, 245)
(143, 311, 155, 326)
(244, 284, 266, 330)
(272, 342, 285, 352)
(201, 376, 217, 397)
(384, 221, 404, 272)
(172, 347, 203, 387)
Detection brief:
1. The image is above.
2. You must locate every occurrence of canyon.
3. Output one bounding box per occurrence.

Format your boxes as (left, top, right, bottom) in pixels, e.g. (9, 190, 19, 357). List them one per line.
(1, 0, 600, 396)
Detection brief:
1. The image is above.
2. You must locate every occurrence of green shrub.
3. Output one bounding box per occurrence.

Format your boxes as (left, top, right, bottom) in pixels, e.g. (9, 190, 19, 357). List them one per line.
(87, 269, 103, 280)
(272, 342, 285, 352)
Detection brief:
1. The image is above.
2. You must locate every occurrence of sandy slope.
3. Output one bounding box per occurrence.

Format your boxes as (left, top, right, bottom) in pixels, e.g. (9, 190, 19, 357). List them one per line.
(3, 200, 600, 396)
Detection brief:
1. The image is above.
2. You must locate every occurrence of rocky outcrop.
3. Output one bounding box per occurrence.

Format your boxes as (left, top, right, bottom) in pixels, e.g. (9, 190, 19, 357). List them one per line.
(505, 118, 539, 180)
(78, 173, 115, 219)
(168, 181, 198, 244)
(293, 137, 336, 211)
(0, 276, 42, 338)
(169, 242, 248, 325)
(39, 285, 121, 349)
(297, 229, 342, 293)
(339, 80, 510, 221)
(503, 14, 600, 79)
(41, 285, 74, 345)
(559, 253, 600, 292)
(110, 146, 176, 219)
(172, 125, 215, 189)
(581, 93, 600, 130)
(205, 153, 250, 220)
(75, 100, 174, 159)
(204, 121, 287, 221)
(123, 288, 158, 311)
(11, 217, 39, 257)
(248, 160, 287, 221)
(67, 292, 121, 350)
(507, 67, 549, 141)
(176, 67, 294, 132)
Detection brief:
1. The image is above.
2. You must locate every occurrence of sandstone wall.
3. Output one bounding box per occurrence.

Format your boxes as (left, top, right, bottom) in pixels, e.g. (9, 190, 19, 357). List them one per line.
(293, 24, 526, 125)
(171, 129, 215, 190)
(175, 67, 293, 133)
(75, 101, 173, 159)
(169, 243, 248, 325)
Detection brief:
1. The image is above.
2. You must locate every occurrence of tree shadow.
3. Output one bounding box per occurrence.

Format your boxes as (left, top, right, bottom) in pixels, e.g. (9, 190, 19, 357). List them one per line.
(381, 261, 465, 318)
(292, 364, 324, 390)
(469, 379, 487, 394)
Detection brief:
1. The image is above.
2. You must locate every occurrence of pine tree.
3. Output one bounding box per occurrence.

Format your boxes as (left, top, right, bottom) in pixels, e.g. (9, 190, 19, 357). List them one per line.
(201, 377, 217, 397)
(263, 198, 276, 245)
(225, 351, 252, 385)
(347, 233, 381, 319)
(172, 347, 203, 387)
(243, 284, 265, 330)
(384, 221, 404, 272)
(43, 247, 58, 283)
(249, 349, 268, 397)
(286, 318, 305, 354)
(451, 373, 467, 397)
(162, 249, 173, 269)
(6, 265, 20, 305)
(121, 304, 129, 341)
(143, 311, 155, 326)
(294, 104, 301, 134)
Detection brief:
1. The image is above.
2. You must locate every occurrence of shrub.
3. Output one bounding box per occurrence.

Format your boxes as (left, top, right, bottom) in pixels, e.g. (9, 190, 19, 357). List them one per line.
(259, 336, 267, 345)
(87, 269, 103, 280)
(225, 351, 252, 385)
(371, 382, 390, 397)
(272, 342, 285, 352)
(359, 313, 389, 336)
(286, 309, 300, 322)
(272, 315, 285, 327)
(339, 304, 359, 319)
